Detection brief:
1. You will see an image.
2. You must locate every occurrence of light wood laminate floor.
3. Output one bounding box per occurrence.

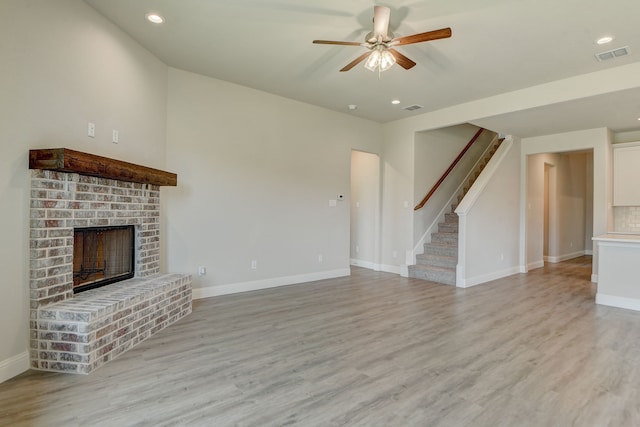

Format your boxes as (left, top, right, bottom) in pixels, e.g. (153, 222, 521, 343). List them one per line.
(2, 257, 640, 426)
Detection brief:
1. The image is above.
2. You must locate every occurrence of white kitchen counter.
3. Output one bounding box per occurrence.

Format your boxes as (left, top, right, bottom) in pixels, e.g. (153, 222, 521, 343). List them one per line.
(593, 234, 640, 311)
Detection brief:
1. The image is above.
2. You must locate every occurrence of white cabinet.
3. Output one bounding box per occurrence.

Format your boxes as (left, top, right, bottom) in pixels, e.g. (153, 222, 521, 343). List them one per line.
(613, 142, 640, 206)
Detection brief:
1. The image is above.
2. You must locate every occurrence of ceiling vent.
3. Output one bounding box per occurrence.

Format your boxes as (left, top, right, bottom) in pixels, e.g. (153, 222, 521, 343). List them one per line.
(403, 104, 424, 111)
(595, 46, 630, 62)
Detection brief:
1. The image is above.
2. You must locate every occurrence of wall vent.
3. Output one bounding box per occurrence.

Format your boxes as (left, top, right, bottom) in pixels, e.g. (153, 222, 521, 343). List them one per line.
(403, 104, 424, 111)
(595, 46, 630, 62)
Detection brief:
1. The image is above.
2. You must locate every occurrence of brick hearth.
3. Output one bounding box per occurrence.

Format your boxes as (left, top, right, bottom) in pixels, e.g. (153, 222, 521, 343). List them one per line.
(29, 168, 191, 374)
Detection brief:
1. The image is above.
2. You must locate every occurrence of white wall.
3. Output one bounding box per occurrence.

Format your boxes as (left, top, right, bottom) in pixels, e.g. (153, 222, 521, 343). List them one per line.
(0, 0, 168, 382)
(527, 153, 558, 268)
(379, 122, 415, 272)
(555, 153, 588, 259)
(164, 68, 382, 296)
(457, 138, 522, 286)
(585, 152, 594, 251)
(350, 151, 380, 269)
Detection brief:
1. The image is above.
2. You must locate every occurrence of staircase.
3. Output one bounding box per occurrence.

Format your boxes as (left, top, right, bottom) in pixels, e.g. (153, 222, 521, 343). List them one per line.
(409, 137, 503, 285)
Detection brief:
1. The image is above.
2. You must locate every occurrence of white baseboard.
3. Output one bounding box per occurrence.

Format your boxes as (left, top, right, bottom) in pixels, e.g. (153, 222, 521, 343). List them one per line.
(378, 264, 401, 275)
(350, 259, 402, 275)
(585, 249, 593, 255)
(528, 260, 544, 270)
(596, 293, 640, 312)
(0, 351, 29, 384)
(545, 250, 589, 263)
(457, 266, 521, 288)
(350, 259, 378, 270)
(399, 264, 409, 278)
(193, 268, 351, 299)
(591, 274, 598, 283)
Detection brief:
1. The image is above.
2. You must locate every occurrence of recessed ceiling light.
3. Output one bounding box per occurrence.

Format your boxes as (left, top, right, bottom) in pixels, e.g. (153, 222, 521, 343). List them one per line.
(596, 36, 614, 45)
(391, 99, 401, 105)
(146, 13, 164, 24)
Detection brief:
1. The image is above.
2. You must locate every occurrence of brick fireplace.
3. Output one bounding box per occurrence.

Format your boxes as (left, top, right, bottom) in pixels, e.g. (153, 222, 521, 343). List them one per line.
(29, 149, 192, 374)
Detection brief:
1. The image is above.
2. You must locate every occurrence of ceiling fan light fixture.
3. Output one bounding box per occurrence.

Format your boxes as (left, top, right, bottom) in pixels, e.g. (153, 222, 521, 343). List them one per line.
(364, 49, 381, 71)
(379, 49, 396, 71)
(312, 6, 451, 73)
(364, 47, 395, 72)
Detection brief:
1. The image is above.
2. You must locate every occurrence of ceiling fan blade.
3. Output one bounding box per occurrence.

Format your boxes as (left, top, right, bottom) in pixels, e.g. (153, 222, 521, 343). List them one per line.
(313, 40, 363, 46)
(373, 6, 391, 41)
(340, 51, 372, 72)
(388, 49, 416, 70)
(391, 27, 452, 46)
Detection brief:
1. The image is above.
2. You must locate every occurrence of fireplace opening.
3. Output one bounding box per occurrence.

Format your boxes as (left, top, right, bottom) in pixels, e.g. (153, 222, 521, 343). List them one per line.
(73, 225, 135, 293)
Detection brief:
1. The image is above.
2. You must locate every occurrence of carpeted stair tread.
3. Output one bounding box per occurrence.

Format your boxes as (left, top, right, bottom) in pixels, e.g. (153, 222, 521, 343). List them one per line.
(416, 253, 457, 268)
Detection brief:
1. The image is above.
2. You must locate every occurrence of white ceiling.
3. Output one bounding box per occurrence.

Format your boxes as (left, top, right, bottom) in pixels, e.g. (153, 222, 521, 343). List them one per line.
(84, 0, 640, 136)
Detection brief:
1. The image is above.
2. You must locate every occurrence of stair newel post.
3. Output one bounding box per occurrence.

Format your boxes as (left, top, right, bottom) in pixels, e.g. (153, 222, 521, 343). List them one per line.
(455, 210, 467, 287)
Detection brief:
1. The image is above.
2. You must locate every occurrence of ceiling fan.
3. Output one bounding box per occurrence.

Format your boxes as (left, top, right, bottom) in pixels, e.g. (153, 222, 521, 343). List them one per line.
(313, 6, 452, 73)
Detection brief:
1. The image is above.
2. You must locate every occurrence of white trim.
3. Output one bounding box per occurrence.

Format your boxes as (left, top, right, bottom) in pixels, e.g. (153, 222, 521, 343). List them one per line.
(350, 258, 379, 270)
(455, 262, 465, 286)
(545, 250, 589, 263)
(399, 264, 409, 278)
(611, 140, 640, 149)
(378, 264, 402, 275)
(455, 211, 467, 287)
(0, 351, 29, 384)
(591, 274, 598, 283)
(457, 266, 521, 288)
(596, 293, 640, 311)
(585, 249, 593, 255)
(350, 259, 403, 275)
(528, 260, 544, 270)
(193, 268, 351, 299)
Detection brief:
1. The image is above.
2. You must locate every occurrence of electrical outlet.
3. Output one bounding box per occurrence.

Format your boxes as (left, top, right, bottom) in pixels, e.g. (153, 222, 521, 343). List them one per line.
(251, 260, 257, 269)
(198, 266, 206, 276)
(87, 122, 95, 138)
(318, 254, 323, 262)
(112, 129, 119, 144)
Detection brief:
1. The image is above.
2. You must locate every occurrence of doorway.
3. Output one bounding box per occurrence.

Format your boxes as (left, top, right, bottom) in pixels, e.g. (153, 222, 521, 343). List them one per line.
(527, 150, 593, 270)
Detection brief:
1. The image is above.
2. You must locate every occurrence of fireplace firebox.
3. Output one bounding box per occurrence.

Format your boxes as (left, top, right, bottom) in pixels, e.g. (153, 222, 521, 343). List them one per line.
(73, 225, 135, 293)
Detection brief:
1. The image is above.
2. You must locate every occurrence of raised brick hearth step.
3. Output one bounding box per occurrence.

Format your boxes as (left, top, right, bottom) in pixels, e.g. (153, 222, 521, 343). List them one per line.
(33, 273, 192, 374)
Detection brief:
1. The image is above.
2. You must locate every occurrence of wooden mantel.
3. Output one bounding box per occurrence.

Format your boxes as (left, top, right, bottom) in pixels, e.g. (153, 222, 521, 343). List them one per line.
(29, 148, 177, 186)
